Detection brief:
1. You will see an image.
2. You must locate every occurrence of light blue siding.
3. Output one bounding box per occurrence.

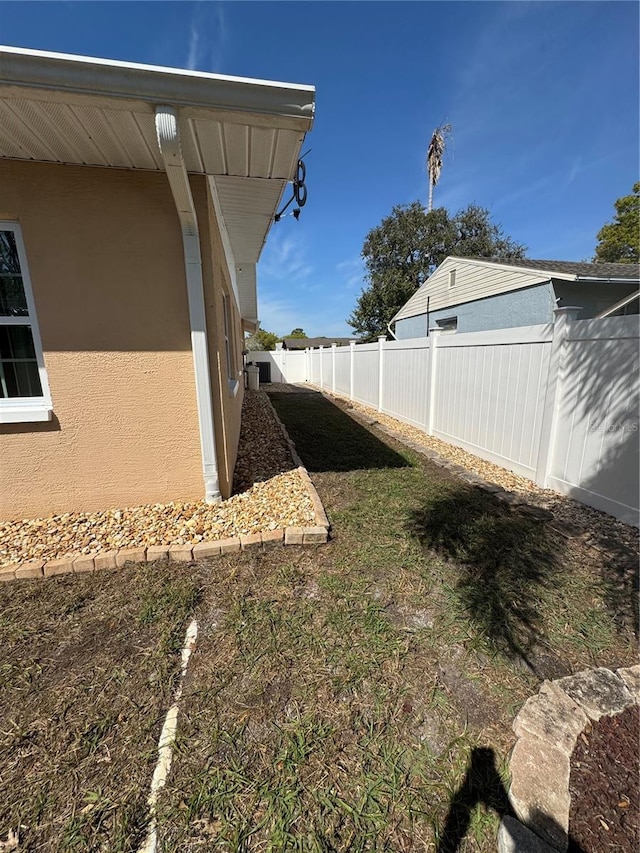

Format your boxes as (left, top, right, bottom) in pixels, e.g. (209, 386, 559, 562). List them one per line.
(395, 283, 555, 337)
(394, 313, 429, 338)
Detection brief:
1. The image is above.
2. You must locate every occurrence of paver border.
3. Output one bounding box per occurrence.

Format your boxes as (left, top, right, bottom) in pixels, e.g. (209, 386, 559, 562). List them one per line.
(500, 664, 639, 852)
(0, 395, 330, 583)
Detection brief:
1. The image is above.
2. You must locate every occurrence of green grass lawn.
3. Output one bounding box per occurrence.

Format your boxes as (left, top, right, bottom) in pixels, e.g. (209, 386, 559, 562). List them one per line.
(0, 388, 635, 852)
(155, 390, 636, 852)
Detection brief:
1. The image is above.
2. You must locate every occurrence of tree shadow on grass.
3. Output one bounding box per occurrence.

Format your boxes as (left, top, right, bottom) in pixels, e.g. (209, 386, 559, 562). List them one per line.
(267, 390, 410, 473)
(407, 487, 564, 672)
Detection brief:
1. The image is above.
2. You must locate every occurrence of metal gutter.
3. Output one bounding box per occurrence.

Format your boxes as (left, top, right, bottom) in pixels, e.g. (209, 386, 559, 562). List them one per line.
(0, 45, 315, 127)
(155, 105, 221, 504)
(573, 276, 640, 284)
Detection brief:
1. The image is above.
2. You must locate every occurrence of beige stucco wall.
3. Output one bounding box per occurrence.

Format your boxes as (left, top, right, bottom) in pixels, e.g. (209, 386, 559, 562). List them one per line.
(0, 160, 209, 520)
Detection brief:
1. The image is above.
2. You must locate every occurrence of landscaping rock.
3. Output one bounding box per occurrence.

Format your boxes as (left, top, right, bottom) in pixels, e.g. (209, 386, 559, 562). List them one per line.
(513, 681, 589, 755)
(498, 816, 559, 853)
(556, 668, 635, 721)
(508, 734, 570, 851)
(616, 664, 640, 702)
(0, 391, 319, 569)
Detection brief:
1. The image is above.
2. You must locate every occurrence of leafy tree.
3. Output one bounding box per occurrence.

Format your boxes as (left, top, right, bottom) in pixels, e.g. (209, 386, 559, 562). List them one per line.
(288, 328, 308, 338)
(348, 202, 526, 340)
(245, 326, 280, 351)
(594, 182, 639, 264)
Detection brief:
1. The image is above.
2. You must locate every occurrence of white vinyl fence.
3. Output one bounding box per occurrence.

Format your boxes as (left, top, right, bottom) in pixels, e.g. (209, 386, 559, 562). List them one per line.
(247, 309, 640, 526)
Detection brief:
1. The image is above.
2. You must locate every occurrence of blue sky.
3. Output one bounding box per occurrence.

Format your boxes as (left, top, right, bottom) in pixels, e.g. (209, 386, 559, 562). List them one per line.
(1, 1, 638, 337)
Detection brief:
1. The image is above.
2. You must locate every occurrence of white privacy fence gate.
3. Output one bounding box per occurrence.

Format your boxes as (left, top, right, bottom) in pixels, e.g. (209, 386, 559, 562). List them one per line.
(246, 309, 639, 526)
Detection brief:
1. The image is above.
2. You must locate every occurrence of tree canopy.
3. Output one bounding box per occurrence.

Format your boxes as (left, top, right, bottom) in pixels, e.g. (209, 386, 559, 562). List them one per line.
(348, 202, 526, 340)
(244, 326, 280, 351)
(288, 328, 307, 338)
(593, 182, 639, 264)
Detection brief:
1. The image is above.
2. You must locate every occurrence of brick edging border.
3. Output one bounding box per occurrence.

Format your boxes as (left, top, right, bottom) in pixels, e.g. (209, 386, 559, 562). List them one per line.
(499, 664, 640, 852)
(0, 397, 331, 583)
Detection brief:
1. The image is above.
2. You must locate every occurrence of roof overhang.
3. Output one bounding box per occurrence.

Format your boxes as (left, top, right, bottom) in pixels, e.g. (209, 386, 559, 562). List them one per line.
(0, 45, 315, 322)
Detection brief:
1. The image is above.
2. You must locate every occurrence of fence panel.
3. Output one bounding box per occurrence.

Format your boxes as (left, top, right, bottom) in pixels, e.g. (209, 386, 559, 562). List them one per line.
(432, 327, 552, 478)
(381, 339, 431, 429)
(280, 350, 307, 383)
(245, 350, 307, 384)
(310, 348, 321, 386)
(334, 347, 351, 396)
(299, 315, 639, 526)
(320, 347, 333, 389)
(547, 315, 639, 525)
(352, 343, 379, 408)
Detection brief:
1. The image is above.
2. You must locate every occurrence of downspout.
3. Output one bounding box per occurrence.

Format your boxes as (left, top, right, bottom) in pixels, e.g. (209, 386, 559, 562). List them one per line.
(155, 105, 221, 503)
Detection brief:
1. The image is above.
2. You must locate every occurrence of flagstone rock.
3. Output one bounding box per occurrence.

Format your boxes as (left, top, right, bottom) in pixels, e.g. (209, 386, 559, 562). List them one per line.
(498, 816, 560, 853)
(508, 734, 570, 851)
(513, 680, 589, 755)
(555, 667, 635, 721)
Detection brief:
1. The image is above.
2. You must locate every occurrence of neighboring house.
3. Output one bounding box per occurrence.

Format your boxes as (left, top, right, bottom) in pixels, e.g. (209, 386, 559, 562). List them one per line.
(280, 336, 357, 350)
(392, 257, 640, 338)
(0, 46, 314, 519)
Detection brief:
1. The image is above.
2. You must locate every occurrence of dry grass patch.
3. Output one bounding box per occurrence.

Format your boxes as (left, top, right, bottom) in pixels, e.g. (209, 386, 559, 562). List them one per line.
(0, 563, 202, 852)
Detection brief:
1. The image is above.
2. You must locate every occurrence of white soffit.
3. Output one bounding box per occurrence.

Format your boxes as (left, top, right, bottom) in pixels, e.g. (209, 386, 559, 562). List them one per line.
(235, 264, 258, 326)
(212, 175, 288, 263)
(0, 45, 314, 314)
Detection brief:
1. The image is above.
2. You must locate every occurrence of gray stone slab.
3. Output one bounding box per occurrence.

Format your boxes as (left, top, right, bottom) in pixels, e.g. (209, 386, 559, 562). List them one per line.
(508, 734, 569, 851)
(498, 816, 560, 853)
(556, 667, 635, 721)
(616, 665, 640, 702)
(513, 681, 589, 756)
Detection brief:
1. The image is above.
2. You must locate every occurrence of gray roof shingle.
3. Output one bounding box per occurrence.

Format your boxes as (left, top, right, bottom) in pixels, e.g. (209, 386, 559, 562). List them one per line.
(465, 258, 640, 280)
(282, 336, 358, 349)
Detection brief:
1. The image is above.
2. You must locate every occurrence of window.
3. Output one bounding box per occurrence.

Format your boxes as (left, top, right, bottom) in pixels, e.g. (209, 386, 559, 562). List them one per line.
(0, 223, 51, 422)
(436, 316, 458, 332)
(448, 269, 456, 289)
(222, 293, 238, 394)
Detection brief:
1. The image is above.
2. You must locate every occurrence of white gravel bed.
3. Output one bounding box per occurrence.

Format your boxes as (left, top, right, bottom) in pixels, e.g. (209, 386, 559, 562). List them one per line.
(0, 391, 314, 568)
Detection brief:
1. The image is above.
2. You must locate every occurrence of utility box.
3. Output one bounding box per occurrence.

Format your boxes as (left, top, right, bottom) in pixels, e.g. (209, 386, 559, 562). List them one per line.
(245, 364, 260, 391)
(257, 361, 271, 384)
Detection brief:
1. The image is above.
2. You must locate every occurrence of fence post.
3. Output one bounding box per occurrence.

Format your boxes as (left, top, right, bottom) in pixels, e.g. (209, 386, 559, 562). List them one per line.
(534, 306, 580, 488)
(331, 343, 337, 393)
(305, 347, 309, 384)
(349, 340, 355, 401)
(378, 335, 386, 413)
(319, 346, 324, 389)
(426, 327, 441, 435)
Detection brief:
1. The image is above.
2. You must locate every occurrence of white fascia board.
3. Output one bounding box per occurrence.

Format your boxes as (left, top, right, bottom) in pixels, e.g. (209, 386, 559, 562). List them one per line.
(208, 176, 239, 310)
(0, 45, 315, 129)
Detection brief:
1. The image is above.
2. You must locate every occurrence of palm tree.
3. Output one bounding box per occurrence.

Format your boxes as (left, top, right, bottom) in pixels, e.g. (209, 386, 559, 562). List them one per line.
(426, 124, 452, 212)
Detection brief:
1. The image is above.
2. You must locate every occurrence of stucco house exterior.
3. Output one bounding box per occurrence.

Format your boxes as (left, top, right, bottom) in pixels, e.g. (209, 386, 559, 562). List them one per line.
(392, 257, 640, 338)
(0, 46, 314, 520)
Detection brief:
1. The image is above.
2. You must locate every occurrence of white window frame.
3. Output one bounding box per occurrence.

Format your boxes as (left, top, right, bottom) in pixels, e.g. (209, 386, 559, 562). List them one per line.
(0, 221, 52, 423)
(448, 268, 457, 289)
(222, 292, 239, 397)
